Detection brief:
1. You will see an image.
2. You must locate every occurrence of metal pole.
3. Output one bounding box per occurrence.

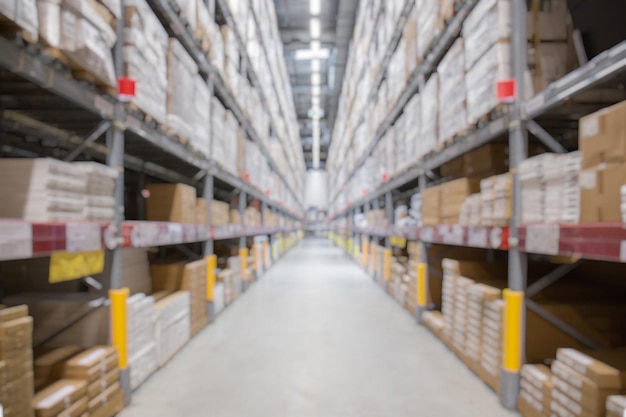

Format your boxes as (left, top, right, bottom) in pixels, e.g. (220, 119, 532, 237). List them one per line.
(203, 174, 214, 256)
(501, 0, 528, 409)
(239, 191, 247, 249)
(385, 192, 393, 248)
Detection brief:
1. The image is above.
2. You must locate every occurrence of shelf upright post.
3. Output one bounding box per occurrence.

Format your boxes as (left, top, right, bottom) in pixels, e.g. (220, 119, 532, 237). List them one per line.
(385, 192, 393, 248)
(501, 0, 529, 409)
(203, 173, 216, 320)
(239, 190, 247, 249)
(416, 173, 429, 324)
(108, 2, 131, 405)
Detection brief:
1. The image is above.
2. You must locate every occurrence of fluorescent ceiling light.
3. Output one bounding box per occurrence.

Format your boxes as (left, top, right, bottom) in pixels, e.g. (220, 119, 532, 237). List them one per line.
(310, 0, 321, 15)
(311, 59, 320, 72)
(312, 85, 321, 96)
(294, 48, 330, 60)
(311, 40, 321, 51)
(310, 18, 321, 38)
(311, 73, 321, 85)
(312, 96, 320, 106)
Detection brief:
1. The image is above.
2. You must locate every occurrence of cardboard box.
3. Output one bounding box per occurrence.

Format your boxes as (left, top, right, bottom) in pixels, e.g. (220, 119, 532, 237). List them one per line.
(146, 183, 197, 223)
(31, 379, 87, 417)
(579, 101, 626, 169)
(87, 388, 123, 417)
(580, 163, 626, 222)
(63, 346, 118, 383)
(87, 382, 120, 414)
(519, 390, 549, 417)
(463, 144, 509, 176)
(195, 198, 208, 225)
(86, 367, 119, 399)
(606, 395, 626, 417)
(150, 262, 186, 292)
(556, 348, 626, 389)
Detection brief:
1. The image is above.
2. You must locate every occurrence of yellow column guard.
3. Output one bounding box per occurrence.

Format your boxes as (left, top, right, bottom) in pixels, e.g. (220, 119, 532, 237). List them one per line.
(372, 244, 378, 272)
(240, 248, 249, 280)
(109, 287, 129, 369)
(206, 254, 217, 302)
(417, 263, 428, 307)
(502, 289, 524, 373)
(362, 238, 369, 266)
(383, 248, 392, 281)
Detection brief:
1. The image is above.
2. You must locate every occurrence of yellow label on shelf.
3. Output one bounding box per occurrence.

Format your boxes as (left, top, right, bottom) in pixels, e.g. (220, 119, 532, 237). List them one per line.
(49, 250, 105, 283)
(390, 236, 407, 248)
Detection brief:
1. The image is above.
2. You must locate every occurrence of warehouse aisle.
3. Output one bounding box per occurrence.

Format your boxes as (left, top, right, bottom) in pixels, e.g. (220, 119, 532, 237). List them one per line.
(120, 238, 516, 417)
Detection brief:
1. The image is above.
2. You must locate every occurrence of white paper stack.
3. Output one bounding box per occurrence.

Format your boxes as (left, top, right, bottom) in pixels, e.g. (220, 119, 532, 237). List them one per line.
(124, 0, 169, 124)
(492, 173, 513, 226)
(404, 94, 421, 166)
(453, 276, 475, 353)
(192, 75, 211, 158)
(438, 38, 468, 144)
(543, 152, 581, 224)
(74, 162, 117, 222)
(409, 192, 423, 227)
(0, 158, 86, 221)
(419, 74, 439, 159)
(466, 284, 501, 365)
(127, 293, 157, 391)
(154, 291, 191, 367)
(481, 299, 504, 378)
(167, 38, 198, 141)
(441, 259, 458, 339)
(460, 194, 482, 226)
(213, 282, 225, 315)
(416, 0, 442, 60)
(480, 176, 496, 226)
(520, 153, 559, 224)
(1, 0, 38, 41)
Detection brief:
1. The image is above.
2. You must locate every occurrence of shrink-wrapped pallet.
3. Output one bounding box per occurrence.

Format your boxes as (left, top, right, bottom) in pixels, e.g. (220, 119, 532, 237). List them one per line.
(416, 0, 442, 59)
(463, 0, 511, 71)
(0, 158, 86, 222)
(167, 38, 198, 141)
(124, 0, 168, 124)
(438, 38, 468, 144)
(73, 162, 117, 222)
(1, 0, 38, 41)
(418, 74, 439, 159)
(192, 75, 211, 157)
(520, 153, 559, 224)
(543, 152, 581, 224)
(466, 43, 511, 125)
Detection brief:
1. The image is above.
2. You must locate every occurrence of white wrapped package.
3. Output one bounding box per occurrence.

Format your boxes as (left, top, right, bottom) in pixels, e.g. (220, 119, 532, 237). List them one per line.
(0, 0, 38, 41)
(124, 0, 168, 124)
(192, 76, 211, 157)
(438, 38, 467, 143)
(173, 0, 196, 30)
(58, 0, 117, 87)
(466, 43, 511, 125)
(463, 0, 511, 70)
(419, 74, 439, 159)
(38, 0, 61, 46)
(417, 0, 442, 59)
(167, 38, 198, 141)
(404, 93, 420, 166)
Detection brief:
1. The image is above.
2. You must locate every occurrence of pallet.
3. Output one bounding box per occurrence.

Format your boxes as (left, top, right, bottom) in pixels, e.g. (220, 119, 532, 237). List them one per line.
(73, 70, 117, 96)
(126, 102, 161, 129)
(474, 104, 507, 129)
(0, 20, 37, 45)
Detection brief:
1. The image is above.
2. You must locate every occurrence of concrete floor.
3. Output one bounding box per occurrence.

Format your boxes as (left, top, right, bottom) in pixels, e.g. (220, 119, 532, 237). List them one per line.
(120, 238, 518, 417)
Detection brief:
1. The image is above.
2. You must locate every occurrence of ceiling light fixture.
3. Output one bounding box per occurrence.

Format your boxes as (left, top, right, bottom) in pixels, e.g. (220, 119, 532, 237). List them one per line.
(311, 72, 321, 85)
(310, 0, 321, 16)
(311, 40, 321, 51)
(311, 59, 320, 72)
(312, 85, 321, 96)
(310, 18, 321, 39)
(294, 47, 329, 60)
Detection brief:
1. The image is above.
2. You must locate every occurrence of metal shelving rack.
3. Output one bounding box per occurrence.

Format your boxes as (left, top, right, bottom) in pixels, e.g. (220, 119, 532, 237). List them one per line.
(0, 0, 305, 402)
(326, 0, 626, 409)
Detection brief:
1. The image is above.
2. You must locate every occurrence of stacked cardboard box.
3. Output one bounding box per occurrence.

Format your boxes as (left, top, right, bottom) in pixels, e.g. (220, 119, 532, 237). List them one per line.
(440, 177, 481, 224)
(181, 260, 209, 336)
(74, 162, 117, 222)
(210, 201, 230, 226)
(192, 75, 211, 157)
(481, 299, 504, 391)
(452, 276, 474, 355)
(416, 0, 442, 60)
(146, 183, 197, 223)
(217, 269, 241, 306)
(421, 187, 440, 226)
(123, 0, 168, 124)
(492, 173, 513, 226)
(127, 293, 157, 391)
(0, 306, 34, 417)
(154, 292, 190, 367)
(31, 379, 87, 417)
(622, 186, 626, 223)
(422, 311, 445, 339)
(62, 347, 122, 417)
(0, 159, 86, 222)
(551, 348, 626, 417)
(441, 259, 457, 342)
(195, 0, 223, 71)
(579, 101, 626, 223)
(0, 0, 38, 42)
(480, 176, 496, 226)
(519, 364, 553, 417)
(466, 284, 501, 374)
(33, 346, 82, 391)
(606, 395, 626, 417)
(438, 38, 467, 144)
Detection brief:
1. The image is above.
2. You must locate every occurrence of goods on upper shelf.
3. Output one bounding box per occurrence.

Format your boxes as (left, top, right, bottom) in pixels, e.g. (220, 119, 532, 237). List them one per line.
(0, 0, 38, 42)
(146, 183, 199, 224)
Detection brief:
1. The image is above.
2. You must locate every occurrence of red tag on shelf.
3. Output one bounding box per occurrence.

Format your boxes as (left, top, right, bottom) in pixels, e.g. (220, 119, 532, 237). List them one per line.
(118, 77, 136, 102)
(497, 79, 516, 103)
(361, 188, 368, 196)
(264, 189, 271, 196)
(243, 172, 250, 181)
(382, 172, 389, 182)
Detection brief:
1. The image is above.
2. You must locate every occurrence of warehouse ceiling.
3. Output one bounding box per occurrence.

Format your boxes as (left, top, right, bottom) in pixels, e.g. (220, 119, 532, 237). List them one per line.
(273, 0, 359, 170)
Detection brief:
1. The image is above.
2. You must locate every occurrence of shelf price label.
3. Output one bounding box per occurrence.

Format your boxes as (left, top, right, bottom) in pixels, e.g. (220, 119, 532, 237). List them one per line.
(390, 235, 406, 248)
(49, 250, 105, 283)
